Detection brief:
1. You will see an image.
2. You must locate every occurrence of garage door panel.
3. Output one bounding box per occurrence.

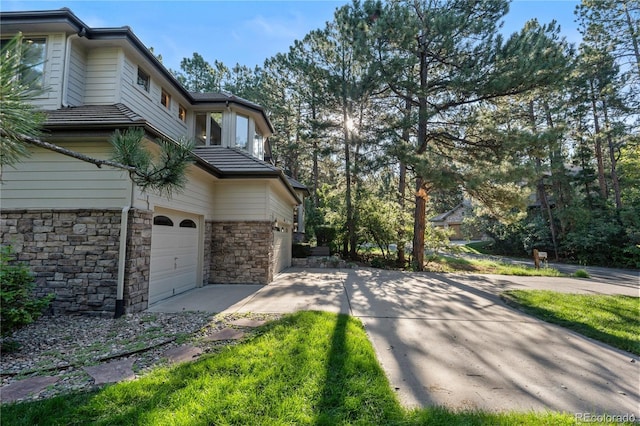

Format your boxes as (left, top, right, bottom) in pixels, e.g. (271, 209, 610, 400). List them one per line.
(273, 226, 291, 275)
(149, 211, 200, 305)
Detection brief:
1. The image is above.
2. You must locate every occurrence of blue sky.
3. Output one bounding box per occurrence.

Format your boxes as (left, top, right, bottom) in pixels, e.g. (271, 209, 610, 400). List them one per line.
(2, 1, 581, 72)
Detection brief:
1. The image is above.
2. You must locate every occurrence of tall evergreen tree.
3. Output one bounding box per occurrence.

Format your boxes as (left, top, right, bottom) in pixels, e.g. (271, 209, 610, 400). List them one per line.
(358, 0, 569, 269)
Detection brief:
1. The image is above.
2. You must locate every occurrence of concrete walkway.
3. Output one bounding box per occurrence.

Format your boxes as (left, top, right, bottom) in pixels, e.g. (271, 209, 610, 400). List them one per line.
(149, 267, 640, 415)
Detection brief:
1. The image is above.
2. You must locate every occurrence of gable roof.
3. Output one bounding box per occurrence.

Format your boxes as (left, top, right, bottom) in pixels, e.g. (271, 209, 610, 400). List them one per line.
(429, 203, 465, 222)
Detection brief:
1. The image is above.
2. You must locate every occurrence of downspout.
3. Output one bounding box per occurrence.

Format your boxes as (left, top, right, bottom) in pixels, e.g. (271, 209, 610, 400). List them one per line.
(62, 30, 83, 107)
(115, 179, 134, 318)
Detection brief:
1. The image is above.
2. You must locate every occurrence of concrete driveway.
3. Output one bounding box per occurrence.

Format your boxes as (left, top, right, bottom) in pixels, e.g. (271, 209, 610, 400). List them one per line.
(149, 267, 639, 415)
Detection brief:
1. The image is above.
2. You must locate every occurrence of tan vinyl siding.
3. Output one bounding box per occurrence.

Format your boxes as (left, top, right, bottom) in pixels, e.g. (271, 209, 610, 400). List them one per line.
(66, 41, 87, 106)
(268, 182, 296, 225)
(120, 56, 188, 140)
(138, 166, 216, 219)
(84, 47, 119, 104)
(212, 180, 269, 221)
(0, 142, 130, 209)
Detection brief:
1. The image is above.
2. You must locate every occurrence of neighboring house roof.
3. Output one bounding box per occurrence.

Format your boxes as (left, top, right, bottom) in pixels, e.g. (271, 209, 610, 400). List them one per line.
(429, 203, 464, 223)
(193, 146, 300, 203)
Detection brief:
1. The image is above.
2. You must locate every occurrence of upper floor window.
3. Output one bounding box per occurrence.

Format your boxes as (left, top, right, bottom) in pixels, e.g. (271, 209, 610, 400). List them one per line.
(235, 114, 249, 150)
(178, 104, 187, 122)
(253, 130, 264, 159)
(1, 36, 46, 89)
(161, 88, 171, 109)
(195, 112, 222, 146)
(137, 67, 150, 92)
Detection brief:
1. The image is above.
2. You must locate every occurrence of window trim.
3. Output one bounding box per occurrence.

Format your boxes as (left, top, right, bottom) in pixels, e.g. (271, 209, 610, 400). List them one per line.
(178, 104, 187, 122)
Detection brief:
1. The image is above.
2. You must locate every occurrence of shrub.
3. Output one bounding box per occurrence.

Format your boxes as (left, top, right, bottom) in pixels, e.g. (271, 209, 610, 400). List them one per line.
(315, 226, 337, 246)
(0, 245, 54, 336)
(573, 269, 590, 279)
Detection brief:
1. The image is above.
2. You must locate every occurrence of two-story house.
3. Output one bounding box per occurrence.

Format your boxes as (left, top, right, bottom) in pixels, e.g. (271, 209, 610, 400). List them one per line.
(0, 8, 307, 316)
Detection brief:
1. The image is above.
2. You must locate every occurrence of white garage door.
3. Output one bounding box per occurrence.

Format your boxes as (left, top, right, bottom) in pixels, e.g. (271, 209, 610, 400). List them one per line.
(273, 225, 292, 275)
(149, 210, 200, 305)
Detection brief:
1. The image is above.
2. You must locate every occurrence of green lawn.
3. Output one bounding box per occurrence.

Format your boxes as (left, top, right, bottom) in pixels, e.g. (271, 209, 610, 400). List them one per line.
(0, 311, 593, 425)
(502, 291, 640, 355)
(424, 255, 565, 276)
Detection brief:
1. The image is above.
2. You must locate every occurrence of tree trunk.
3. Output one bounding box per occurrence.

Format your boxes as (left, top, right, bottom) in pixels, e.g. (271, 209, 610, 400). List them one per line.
(602, 99, 623, 209)
(311, 103, 319, 208)
(622, 0, 640, 78)
(529, 101, 558, 261)
(412, 40, 429, 271)
(397, 98, 411, 267)
(412, 177, 427, 270)
(589, 80, 608, 200)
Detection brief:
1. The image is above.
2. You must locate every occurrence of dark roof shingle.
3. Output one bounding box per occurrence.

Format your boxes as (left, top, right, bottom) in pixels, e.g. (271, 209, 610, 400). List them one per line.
(44, 104, 146, 126)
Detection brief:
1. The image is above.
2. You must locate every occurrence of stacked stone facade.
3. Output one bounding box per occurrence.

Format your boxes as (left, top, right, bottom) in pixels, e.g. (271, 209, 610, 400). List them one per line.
(0, 209, 154, 316)
(209, 221, 273, 284)
(122, 209, 152, 313)
(1, 211, 278, 315)
(1, 209, 121, 316)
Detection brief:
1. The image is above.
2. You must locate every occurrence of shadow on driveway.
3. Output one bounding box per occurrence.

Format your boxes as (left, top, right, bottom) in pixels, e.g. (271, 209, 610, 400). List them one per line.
(148, 267, 639, 415)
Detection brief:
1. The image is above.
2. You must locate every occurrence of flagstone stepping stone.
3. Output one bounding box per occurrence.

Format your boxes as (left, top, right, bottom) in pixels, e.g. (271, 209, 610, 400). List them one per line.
(84, 358, 135, 385)
(163, 345, 203, 365)
(0, 375, 60, 403)
(229, 318, 266, 328)
(203, 328, 245, 341)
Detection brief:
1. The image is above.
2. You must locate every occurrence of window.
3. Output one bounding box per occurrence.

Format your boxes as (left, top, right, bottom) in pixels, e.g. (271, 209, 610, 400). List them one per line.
(153, 216, 173, 226)
(195, 112, 223, 146)
(235, 115, 249, 149)
(137, 67, 150, 92)
(179, 219, 197, 228)
(1, 36, 46, 89)
(178, 104, 187, 122)
(253, 130, 264, 159)
(161, 89, 171, 109)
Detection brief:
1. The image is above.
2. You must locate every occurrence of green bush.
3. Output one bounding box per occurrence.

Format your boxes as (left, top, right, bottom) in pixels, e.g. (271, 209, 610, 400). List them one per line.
(315, 226, 337, 246)
(0, 245, 54, 336)
(573, 269, 590, 278)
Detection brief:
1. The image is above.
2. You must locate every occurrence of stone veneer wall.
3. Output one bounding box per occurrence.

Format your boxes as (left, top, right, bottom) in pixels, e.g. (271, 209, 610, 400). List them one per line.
(1, 209, 121, 316)
(209, 221, 273, 284)
(122, 209, 152, 314)
(203, 221, 213, 285)
(0, 208, 153, 315)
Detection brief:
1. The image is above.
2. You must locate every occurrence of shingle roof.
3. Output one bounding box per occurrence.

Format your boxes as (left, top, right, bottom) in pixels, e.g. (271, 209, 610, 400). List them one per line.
(429, 203, 464, 222)
(286, 176, 310, 195)
(193, 146, 302, 202)
(193, 146, 280, 176)
(44, 104, 146, 127)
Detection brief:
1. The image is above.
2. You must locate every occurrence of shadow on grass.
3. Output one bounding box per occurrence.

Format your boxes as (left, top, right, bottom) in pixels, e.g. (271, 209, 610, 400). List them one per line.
(502, 292, 640, 355)
(1, 312, 578, 426)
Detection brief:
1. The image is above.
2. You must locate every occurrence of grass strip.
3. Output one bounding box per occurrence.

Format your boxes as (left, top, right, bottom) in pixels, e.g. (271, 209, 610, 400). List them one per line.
(502, 290, 640, 355)
(425, 255, 564, 276)
(2, 311, 584, 425)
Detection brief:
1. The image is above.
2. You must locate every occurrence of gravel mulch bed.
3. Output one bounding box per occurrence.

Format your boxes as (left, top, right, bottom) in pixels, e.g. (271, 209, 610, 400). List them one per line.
(1, 311, 281, 403)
